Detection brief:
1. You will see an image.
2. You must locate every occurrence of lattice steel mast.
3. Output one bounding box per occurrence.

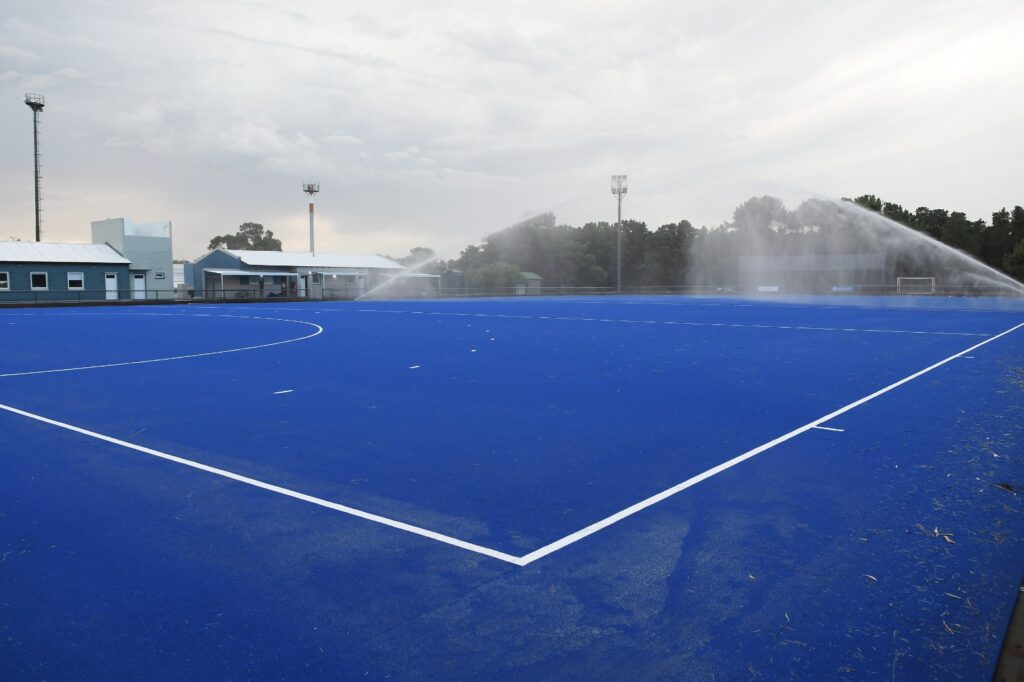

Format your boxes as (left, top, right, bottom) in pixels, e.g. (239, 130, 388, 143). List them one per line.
(25, 93, 45, 242)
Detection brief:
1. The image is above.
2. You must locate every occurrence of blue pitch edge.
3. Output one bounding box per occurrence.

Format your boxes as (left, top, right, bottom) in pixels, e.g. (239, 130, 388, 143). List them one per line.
(1, 295, 1023, 679)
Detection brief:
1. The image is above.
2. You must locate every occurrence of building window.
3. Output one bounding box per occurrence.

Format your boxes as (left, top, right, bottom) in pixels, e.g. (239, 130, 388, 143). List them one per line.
(238, 275, 250, 285)
(30, 272, 48, 290)
(67, 272, 85, 290)
(0, 272, 8, 291)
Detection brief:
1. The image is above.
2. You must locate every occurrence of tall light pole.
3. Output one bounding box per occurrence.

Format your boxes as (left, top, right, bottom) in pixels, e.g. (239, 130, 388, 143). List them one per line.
(303, 182, 319, 255)
(25, 93, 45, 242)
(611, 174, 628, 293)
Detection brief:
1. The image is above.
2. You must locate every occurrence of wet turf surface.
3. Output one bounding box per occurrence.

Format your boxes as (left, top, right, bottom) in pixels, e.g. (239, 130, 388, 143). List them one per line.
(1, 295, 1023, 679)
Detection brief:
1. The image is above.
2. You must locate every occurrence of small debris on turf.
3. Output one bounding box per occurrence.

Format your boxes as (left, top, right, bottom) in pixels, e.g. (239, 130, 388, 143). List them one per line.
(864, 574, 878, 582)
(409, 365, 421, 369)
(944, 593, 962, 600)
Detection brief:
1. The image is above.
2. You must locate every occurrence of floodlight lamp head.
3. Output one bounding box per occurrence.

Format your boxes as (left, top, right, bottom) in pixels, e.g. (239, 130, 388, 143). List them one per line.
(24, 93, 45, 111)
(611, 174, 628, 196)
(303, 182, 320, 196)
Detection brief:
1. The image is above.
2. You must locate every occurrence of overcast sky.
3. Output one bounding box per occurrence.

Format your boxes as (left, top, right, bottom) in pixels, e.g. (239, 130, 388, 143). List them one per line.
(1, 0, 1021, 260)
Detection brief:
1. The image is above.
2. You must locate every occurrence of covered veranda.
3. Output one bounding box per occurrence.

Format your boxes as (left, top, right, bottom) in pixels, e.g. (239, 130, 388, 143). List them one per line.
(202, 269, 302, 300)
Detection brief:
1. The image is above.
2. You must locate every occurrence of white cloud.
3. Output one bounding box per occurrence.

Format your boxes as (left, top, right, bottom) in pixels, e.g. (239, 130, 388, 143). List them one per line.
(0, 43, 39, 60)
(0, 0, 1022, 257)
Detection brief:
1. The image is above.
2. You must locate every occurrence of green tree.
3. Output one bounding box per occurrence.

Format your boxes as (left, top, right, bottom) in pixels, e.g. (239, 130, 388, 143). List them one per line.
(453, 244, 492, 272)
(914, 207, 948, 240)
(466, 262, 525, 290)
(643, 220, 695, 285)
(882, 202, 915, 226)
(733, 196, 789, 232)
(207, 222, 282, 251)
(619, 219, 650, 285)
(846, 194, 882, 212)
(1004, 239, 1024, 281)
(983, 208, 1015, 269)
(940, 212, 981, 257)
(578, 222, 616, 286)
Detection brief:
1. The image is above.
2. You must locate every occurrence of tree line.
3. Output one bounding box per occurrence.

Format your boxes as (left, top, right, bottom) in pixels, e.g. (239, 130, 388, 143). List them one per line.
(204, 194, 1024, 289)
(426, 195, 1024, 289)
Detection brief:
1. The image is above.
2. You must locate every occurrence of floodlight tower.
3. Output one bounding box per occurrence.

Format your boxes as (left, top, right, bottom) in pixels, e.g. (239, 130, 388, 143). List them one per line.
(611, 174, 628, 293)
(25, 93, 45, 242)
(303, 182, 320, 255)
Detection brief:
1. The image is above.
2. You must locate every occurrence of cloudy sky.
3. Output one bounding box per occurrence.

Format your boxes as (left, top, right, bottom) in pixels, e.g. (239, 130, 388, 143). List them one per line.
(1, 0, 1021, 260)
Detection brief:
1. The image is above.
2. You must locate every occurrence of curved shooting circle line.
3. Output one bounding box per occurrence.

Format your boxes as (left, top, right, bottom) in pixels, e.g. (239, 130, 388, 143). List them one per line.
(0, 313, 324, 378)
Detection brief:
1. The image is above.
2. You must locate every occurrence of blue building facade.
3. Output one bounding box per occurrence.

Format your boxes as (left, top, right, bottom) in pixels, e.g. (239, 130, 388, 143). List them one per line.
(0, 242, 133, 303)
(192, 249, 405, 300)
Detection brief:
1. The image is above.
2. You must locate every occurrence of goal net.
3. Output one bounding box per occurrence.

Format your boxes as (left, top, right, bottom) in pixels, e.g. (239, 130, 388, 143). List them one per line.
(896, 277, 936, 295)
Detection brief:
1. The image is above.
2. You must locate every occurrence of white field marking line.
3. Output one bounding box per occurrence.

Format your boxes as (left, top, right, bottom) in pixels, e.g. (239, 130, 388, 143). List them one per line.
(514, 320, 1024, 565)
(350, 308, 988, 337)
(0, 401, 523, 566)
(620, 299, 1024, 315)
(812, 425, 845, 432)
(273, 389, 294, 395)
(6, 311, 1019, 566)
(0, 314, 323, 378)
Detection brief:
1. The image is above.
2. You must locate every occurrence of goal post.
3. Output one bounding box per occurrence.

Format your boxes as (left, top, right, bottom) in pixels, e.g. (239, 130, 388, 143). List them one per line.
(896, 277, 936, 295)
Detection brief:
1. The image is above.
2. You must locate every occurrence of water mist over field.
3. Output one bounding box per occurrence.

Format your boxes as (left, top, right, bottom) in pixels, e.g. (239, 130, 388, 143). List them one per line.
(686, 196, 1024, 296)
(360, 193, 1023, 301)
(357, 252, 441, 300)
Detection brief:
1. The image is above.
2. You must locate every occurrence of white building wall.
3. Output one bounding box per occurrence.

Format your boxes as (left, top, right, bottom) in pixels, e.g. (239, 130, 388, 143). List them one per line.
(91, 218, 174, 293)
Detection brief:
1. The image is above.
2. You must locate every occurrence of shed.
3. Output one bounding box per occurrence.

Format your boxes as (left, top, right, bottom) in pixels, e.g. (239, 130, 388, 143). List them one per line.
(520, 271, 543, 294)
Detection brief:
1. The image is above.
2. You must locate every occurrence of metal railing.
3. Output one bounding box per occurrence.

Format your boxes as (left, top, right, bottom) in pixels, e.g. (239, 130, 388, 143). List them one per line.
(0, 288, 187, 305)
(3, 282, 1020, 307)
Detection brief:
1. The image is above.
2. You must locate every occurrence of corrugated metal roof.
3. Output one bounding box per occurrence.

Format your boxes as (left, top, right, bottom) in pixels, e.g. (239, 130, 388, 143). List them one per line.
(222, 250, 403, 270)
(204, 269, 298, 277)
(0, 241, 131, 264)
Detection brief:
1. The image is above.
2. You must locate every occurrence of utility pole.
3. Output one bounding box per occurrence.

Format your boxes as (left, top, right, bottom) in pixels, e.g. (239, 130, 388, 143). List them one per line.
(303, 182, 319, 255)
(24, 93, 45, 242)
(611, 174, 628, 293)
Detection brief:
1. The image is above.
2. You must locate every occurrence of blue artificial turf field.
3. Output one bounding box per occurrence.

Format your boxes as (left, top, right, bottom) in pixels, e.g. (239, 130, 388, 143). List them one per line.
(1, 294, 1023, 679)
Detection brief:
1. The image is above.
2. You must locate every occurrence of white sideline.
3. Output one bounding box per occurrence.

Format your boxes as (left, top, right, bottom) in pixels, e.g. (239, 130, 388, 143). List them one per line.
(0, 402, 524, 566)
(514, 320, 1024, 565)
(351, 308, 989, 337)
(0, 311, 1020, 566)
(0, 314, 323, 378)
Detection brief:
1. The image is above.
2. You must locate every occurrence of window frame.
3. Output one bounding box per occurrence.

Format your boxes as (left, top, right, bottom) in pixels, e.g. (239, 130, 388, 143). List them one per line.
(30, 271, 49, 291)
(0, 271, 9, 291)
(67, 271, 85, 290)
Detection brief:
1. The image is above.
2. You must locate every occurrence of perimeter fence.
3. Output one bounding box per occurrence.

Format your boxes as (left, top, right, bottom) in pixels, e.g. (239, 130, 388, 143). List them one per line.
(1, 283, 1019, 307)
